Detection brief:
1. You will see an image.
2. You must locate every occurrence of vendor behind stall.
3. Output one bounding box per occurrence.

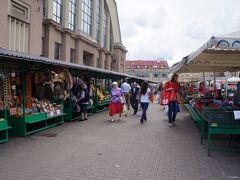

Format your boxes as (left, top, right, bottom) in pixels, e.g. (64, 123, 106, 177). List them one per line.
(198, 82, 206, 93)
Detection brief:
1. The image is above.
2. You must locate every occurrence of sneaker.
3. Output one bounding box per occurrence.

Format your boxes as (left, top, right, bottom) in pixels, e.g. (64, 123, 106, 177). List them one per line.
(172, 122, 177, 127)
(110, 119, 115, 122)
(169, 123, 173, 128)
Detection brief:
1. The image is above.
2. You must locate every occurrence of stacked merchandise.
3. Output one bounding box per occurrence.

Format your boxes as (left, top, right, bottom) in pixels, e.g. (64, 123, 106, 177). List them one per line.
(189, 97, 239, 123)
(5, 69, 71, 118)
(95, 85, 110, 103)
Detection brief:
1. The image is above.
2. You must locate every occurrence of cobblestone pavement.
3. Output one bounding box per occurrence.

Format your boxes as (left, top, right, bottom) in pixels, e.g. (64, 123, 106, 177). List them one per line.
(0, 103, 240, 180)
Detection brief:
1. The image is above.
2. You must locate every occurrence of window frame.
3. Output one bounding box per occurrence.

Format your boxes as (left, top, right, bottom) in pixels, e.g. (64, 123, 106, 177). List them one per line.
(81, 0, 93, 35)
(95, 0, 101, 43)
(54, 42, 62, 60)
(53, 0, 63, 24)
(70, 48, 76, 63)
(103, 5, 108, 48)
(68, 0, 76, 31)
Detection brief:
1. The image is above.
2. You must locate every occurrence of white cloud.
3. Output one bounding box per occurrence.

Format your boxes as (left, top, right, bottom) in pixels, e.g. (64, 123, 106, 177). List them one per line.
(116, 0, 240, 66)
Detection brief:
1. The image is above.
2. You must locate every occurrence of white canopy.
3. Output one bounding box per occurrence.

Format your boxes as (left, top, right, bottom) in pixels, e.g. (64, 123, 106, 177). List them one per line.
(227, 77, 240, 83)
(170, 31, 240, 74)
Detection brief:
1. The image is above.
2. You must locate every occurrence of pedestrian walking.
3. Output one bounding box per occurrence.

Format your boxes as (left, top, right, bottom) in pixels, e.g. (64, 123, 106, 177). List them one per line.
(121, 78, 131, 110)
(130, 82, 140, 115)
(78, 83, 90, 121)
(164, 73, 180, 128)
(156, 82, 163, 104)
(138, 81, 152, 124)
(109, 82, 124, 122)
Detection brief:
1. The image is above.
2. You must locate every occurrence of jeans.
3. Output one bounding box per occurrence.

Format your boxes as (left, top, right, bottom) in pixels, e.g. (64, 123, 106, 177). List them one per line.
(168, 101, 178, 123)
(140, 102, 149, 123)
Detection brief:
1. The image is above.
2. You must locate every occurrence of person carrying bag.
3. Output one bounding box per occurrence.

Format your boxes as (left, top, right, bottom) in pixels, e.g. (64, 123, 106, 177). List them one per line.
(164, 74, 180, 128)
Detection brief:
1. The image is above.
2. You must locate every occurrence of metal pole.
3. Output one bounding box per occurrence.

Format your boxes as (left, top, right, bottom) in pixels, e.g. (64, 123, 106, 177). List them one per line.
(213, 71, 216, 85)
(21, 61, 26, 121)
(203, 72, 206, 85)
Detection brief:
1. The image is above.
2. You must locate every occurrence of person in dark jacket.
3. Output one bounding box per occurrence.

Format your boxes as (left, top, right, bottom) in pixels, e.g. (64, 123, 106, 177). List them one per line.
(78, 83, 90, 121)
(130, 82, 140, 115)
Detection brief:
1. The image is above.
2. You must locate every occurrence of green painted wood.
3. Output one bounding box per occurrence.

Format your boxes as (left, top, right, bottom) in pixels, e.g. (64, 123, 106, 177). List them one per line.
(0, 120, 8, 131)
(0, 120, 8, 143)
(25, 113, 46, 124)
(8, 113, 65, 136)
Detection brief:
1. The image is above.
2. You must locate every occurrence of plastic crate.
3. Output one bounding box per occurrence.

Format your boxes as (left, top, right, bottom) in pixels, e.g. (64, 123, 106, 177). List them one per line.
(201, 107, 233, 123)
(222, 106, 240, 123)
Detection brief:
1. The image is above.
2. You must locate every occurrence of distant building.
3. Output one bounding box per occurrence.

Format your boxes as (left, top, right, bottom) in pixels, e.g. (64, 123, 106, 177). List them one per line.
(0, 0, 127, 73)
(125, 60, 169, 82)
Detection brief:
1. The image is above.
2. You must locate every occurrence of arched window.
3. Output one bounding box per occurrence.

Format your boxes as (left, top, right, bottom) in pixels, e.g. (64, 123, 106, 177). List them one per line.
(232, 40, 240, 48)
(81, 0, 92, 35)
(217, 40, 230, 48)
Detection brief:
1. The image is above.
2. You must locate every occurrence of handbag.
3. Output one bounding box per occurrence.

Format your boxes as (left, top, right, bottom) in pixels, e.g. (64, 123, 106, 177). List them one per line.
(119, 96, 124, 104)
(161, 90, 169, 105)
(123, 104, 128, 117)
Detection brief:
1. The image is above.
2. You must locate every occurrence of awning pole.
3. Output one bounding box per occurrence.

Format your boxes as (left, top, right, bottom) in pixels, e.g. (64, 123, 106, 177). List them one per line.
(213, 71, 216, 85)
(203, 72, 206, 85)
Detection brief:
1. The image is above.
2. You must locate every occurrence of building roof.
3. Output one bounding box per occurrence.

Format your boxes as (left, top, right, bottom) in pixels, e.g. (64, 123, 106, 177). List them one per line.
(0, 48, 160, 83)
(126, 60, 169, 69)
(0, 48, 127, 78)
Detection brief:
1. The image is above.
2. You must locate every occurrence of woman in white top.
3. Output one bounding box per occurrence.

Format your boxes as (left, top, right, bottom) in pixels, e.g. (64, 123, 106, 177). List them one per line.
(138, 81, 152, 124)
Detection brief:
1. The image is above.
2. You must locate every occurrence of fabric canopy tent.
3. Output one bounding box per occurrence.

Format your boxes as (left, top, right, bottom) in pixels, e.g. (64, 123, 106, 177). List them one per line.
(178, 73, 226, 83)
(170, 31, 240, 74)
(227, 77, 240, 83)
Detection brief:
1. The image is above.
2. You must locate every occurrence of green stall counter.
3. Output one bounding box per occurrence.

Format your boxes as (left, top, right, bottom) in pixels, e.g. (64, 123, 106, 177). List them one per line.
(96, 99, 110, 112)
(8, 112, 65, 137)
(185, 104, 240, 156)
(0, 108, 11, 143)
(0, 119, 10, 143)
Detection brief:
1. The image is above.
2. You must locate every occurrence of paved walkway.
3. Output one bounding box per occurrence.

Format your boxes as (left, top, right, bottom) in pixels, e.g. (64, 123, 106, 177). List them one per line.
(0, 103, 240, 180)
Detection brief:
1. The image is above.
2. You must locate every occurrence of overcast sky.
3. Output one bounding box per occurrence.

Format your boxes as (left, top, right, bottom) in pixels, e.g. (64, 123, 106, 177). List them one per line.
(116, 0, 240, 66)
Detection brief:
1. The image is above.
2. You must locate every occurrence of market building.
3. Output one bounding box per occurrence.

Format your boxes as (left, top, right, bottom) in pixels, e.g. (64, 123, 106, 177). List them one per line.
(0, 0, 127, 73)
(125, 60, 169, 82)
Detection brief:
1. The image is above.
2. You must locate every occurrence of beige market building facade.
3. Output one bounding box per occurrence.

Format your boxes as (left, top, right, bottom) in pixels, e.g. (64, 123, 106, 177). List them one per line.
(0, 0, 127, 73)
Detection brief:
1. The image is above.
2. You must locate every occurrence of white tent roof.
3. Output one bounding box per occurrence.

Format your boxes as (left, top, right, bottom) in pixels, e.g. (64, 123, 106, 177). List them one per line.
(170, 31, 240, 74)
(227, 77, 240, 83)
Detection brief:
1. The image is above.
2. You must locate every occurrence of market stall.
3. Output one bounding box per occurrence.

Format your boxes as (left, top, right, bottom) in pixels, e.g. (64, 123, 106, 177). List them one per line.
(170, 31, 240, 155)
(0, 48, 147, 138)
(6, 62, 69, 136)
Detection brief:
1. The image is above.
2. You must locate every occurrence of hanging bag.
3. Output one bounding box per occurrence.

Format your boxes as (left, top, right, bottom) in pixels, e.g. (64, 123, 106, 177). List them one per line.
(161, 90, 169, 105)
